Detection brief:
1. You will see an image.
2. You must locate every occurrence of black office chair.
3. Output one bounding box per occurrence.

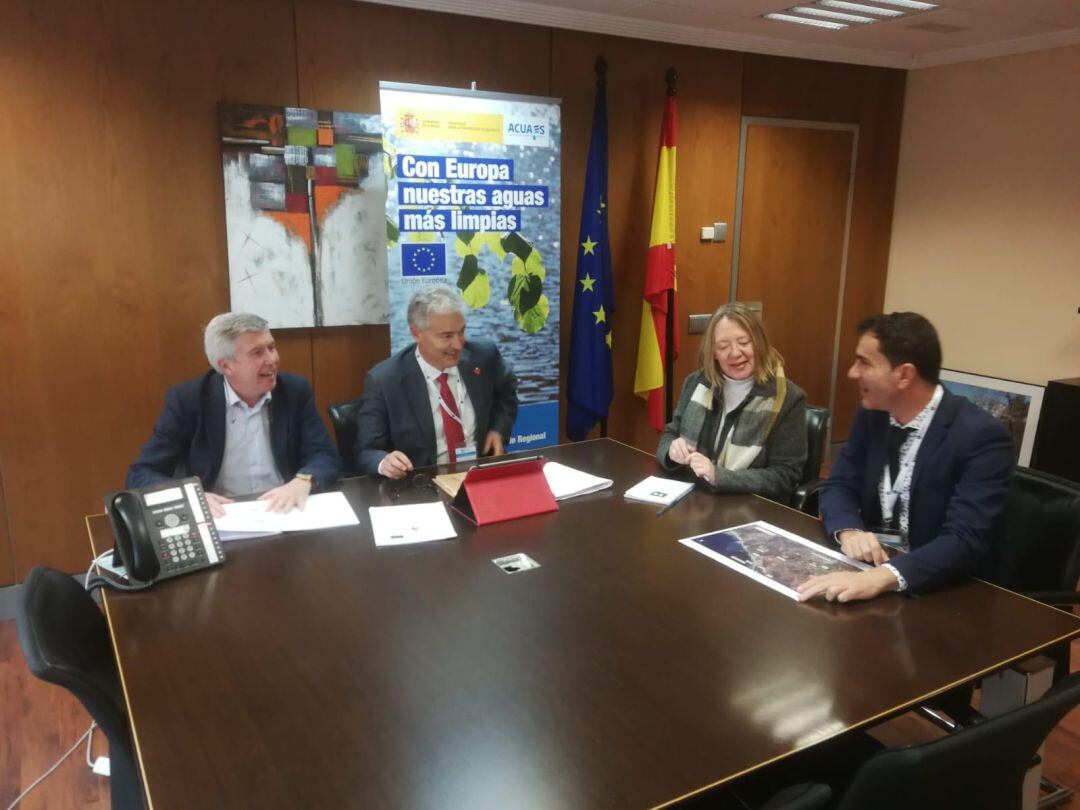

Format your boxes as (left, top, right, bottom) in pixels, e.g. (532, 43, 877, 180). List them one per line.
(16, 566, 144, 810)
(996, 467, 1080, 678)
(328, 398, 363, 475)
(737, 670, 1080, 810)
(792, 405, 829, 514)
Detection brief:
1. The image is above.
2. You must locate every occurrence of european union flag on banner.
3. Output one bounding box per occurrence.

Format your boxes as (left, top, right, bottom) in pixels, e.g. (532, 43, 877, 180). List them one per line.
(567, 67, 614, 441)
(401, 242, 447, 277)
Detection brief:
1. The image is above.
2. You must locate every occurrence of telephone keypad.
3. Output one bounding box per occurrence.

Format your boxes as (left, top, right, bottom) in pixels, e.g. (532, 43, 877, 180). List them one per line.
(160, 520, 207, 572)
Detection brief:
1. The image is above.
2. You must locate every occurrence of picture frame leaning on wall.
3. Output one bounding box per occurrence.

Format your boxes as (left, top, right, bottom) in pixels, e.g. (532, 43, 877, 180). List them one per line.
(939, 369, 1045, 467)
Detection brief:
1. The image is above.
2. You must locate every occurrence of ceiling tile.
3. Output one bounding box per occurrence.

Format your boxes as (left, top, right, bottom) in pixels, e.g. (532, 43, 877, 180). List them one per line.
(829, 8, 1068, 53)
(361, 0, 1080, 68)
(942, 0, 1080, 28)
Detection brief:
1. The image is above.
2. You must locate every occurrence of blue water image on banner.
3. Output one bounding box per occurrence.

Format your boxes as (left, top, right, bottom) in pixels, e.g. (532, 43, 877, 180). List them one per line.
(401, 243, 447, 277)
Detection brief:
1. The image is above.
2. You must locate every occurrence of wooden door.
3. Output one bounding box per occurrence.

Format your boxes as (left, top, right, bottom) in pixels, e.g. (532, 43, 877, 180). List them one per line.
(733, 121, 855, 418)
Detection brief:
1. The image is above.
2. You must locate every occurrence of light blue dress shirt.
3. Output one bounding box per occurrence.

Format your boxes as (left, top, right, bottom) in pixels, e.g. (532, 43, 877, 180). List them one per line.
(215, 380, 285, 497)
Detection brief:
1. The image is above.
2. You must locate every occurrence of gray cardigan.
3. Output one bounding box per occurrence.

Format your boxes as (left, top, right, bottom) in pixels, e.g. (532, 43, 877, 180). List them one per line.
(656, 371, 808, 504)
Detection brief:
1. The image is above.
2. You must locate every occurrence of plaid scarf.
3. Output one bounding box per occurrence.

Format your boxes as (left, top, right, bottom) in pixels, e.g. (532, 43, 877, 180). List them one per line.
(677, 368, 788, 471)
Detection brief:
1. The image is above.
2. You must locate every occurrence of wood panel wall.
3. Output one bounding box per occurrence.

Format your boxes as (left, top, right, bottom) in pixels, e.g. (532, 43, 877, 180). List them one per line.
(0, 0, 903, 581)
(741, 55, 906, 439)
(552, 32, 744, 454)
(0, 0, 300, 581)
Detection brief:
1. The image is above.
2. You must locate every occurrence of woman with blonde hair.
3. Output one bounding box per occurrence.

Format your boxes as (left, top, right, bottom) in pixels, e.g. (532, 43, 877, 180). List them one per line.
(657, 302, 808, 503)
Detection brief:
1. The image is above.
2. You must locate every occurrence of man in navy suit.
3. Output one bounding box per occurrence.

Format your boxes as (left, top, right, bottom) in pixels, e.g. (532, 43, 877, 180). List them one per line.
(799, 312, 1013, 602)
(357, 284, 518, 478)
(127, 313, 341, 515)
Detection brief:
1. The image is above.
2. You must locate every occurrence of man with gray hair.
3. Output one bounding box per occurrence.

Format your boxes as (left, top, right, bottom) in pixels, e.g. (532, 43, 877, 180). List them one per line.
(127, 312, 341, 513)
(356, 284, 518, 478)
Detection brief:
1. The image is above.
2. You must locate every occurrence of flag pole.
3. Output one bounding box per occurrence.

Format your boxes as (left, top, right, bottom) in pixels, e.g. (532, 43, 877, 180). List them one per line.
(664, 66, 678, 425)
(596, 55, 609, 439)
(633, 65, 677, 433)
(567, 53, 615, 442)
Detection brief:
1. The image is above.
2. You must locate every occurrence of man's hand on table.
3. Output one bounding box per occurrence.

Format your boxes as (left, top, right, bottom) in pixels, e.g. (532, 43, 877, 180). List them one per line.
(204, 492, 233, 519)
(258, 476, 312, 513)
(797, 566, 899, 603)
(378, 451, 414, 480)
(837, 529, 891, 565)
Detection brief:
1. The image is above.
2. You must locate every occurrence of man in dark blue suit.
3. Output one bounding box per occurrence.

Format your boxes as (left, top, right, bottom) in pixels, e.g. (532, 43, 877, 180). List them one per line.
(127, 313, 341, 515)
(356, 285, 518, 478)
(799, 312, 1013, 602)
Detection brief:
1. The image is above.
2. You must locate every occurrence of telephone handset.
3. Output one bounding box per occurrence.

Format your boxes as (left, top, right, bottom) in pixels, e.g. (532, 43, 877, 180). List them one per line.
(105, 477, 225, 585)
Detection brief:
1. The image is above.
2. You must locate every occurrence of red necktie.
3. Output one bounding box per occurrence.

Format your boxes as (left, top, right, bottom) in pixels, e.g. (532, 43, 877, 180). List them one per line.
(436, 372, 466, 463)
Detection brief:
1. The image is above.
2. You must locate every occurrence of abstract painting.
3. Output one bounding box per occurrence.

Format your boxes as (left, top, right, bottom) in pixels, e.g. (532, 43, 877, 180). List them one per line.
(940, 369, 1045, 466)
(220, 103, 388, 327)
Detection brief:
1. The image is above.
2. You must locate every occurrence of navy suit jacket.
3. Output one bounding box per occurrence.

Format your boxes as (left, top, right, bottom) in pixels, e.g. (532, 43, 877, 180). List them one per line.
(356, 341, 519, 476)
(126, 370, 342, 493)
(821, 389, 1014, 593)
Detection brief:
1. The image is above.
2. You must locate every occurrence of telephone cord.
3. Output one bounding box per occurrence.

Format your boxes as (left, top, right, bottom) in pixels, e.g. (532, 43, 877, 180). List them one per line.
(83, 549, 153, 593)
(5, 723, 95, 810)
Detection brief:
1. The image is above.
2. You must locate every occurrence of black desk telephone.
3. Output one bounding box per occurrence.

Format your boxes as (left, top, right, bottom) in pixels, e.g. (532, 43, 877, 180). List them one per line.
(104, 477, 226, 585)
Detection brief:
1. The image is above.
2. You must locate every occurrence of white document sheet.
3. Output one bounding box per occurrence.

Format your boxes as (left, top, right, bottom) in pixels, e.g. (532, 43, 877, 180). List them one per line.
(623, 476, 694, 506)
(542, 461, 613, 500)
(369, 502, 458, 547)
(214, 492, 360, 539)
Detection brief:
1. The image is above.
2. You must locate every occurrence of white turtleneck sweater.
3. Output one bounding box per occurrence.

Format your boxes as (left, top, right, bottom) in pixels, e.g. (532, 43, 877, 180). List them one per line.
(721, 374, 755, 420)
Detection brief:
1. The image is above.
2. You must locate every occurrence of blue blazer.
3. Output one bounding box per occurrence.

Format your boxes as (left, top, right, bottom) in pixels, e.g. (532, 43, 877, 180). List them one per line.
(126, 370, 342, 492)
(821, 389, 1014, 593)
(356, 341, 519, 476)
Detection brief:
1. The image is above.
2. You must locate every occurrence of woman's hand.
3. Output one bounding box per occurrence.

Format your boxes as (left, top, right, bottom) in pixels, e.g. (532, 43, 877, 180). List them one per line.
(687, 452, 717, 486)
(668, 437, 697, 465)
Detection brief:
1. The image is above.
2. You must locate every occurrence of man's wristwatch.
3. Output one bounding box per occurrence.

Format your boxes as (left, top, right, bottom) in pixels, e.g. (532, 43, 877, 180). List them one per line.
(294, 472, 314, 484)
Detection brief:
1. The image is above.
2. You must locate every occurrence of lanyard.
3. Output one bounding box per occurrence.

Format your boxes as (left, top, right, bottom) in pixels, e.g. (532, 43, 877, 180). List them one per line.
(438, 393, 465, 428)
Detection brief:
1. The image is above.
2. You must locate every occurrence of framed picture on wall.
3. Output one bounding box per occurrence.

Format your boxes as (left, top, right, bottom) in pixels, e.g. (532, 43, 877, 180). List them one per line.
(939, 370, 1045, 466)
(219, 103, 389, 329)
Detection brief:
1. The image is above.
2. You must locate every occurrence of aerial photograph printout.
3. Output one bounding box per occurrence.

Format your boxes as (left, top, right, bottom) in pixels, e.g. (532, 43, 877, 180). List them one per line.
(680, 521, 870, 600)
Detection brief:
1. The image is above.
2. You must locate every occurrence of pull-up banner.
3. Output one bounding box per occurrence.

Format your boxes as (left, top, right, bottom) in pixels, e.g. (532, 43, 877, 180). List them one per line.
(380, 82, 561, 452)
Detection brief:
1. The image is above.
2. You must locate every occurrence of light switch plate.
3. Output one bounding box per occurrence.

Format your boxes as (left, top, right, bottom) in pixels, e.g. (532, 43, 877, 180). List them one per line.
(688, 314, 711, 334)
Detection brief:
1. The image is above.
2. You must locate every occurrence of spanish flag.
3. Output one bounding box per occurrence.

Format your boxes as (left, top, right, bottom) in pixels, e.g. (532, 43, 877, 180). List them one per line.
(634, 94, 678, 432)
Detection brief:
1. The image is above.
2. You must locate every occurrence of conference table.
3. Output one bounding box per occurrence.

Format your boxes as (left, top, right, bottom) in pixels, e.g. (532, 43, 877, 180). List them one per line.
(87, 438, 1080, 809)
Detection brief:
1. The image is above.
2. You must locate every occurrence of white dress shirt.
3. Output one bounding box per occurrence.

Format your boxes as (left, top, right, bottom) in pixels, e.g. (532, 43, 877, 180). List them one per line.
(215, 380, 284, 497)
(879, 384, 945, 538)
(415, 349, 477, 464)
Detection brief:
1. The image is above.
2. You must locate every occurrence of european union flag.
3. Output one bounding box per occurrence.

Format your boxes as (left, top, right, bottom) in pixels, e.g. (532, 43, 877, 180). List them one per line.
(401, 242, 446, 277)
(566, 69, 614, 441)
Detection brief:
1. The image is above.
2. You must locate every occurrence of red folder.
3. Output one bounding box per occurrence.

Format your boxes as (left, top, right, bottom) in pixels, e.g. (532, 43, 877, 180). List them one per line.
(450, 455, 558, 526)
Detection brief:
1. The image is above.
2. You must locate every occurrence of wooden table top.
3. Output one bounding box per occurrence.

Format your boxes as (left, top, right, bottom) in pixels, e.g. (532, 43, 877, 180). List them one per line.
(88, 439, 1080, 810)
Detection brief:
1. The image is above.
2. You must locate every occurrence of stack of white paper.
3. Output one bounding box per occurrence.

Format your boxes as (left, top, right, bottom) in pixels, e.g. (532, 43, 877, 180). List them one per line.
(542, 461, 613, 500)
(214, 492, 360, 541)
(623, 476, 694, 507)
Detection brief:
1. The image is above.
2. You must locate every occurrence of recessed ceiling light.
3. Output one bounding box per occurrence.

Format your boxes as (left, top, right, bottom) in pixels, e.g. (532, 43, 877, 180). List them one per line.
(764, 11, 849, 29)
(791, 5, 876, 23)
(818, 0, 906, 16)
(873, 0, 939, 9)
